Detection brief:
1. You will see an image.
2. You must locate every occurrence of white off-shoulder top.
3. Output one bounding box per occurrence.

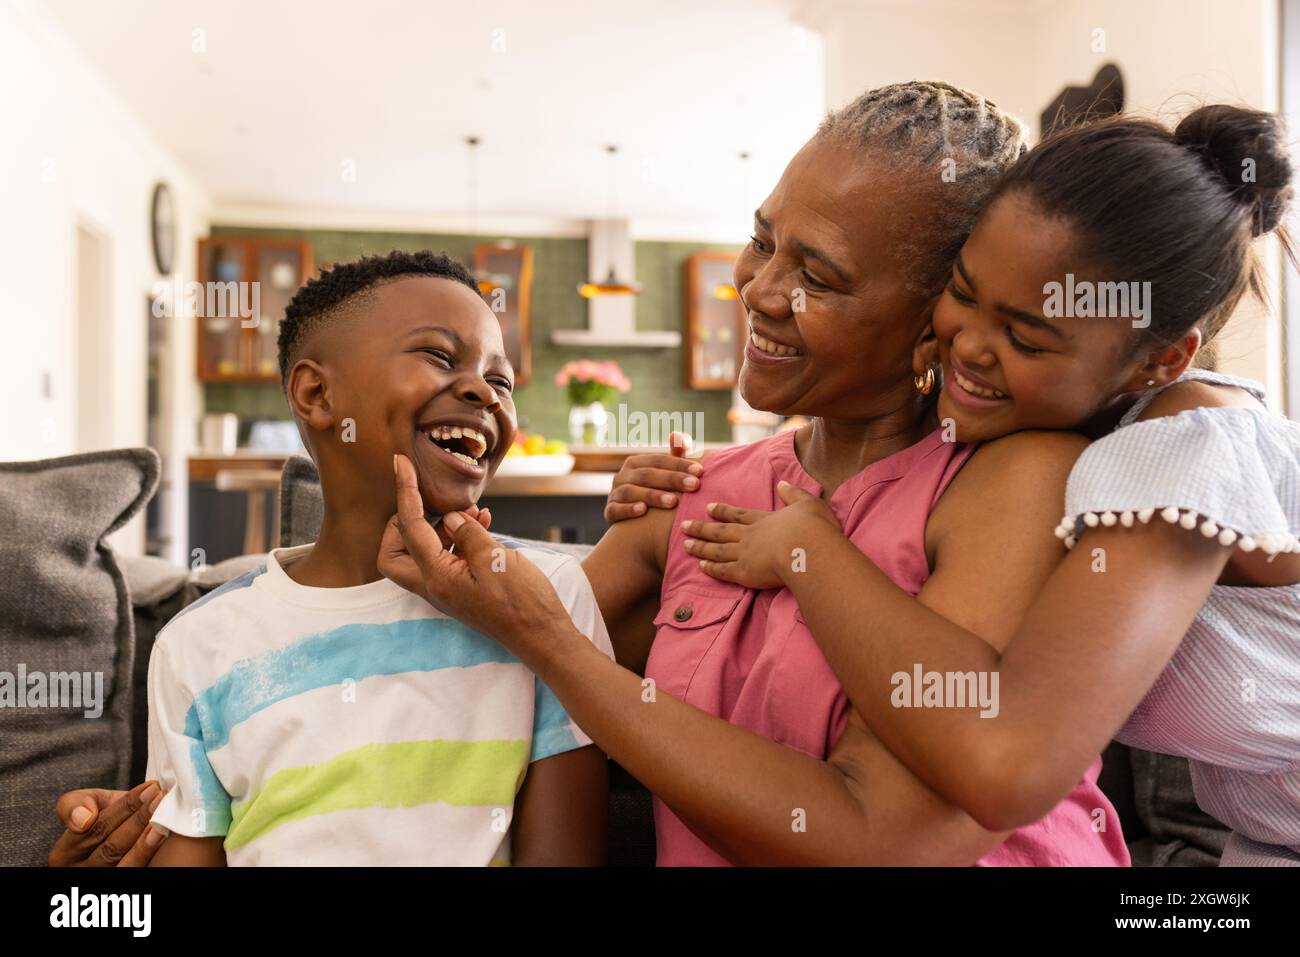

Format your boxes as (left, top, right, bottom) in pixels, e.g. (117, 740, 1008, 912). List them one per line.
(1059, 369, 1300, 867)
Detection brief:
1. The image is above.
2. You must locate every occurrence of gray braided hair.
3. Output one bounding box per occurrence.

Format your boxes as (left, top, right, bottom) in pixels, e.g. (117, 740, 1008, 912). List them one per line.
(818, 81, 1029, 297)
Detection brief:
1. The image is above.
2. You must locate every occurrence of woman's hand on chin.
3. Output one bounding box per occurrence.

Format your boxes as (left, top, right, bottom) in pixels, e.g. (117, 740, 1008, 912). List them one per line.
(379, 454, 570, 657)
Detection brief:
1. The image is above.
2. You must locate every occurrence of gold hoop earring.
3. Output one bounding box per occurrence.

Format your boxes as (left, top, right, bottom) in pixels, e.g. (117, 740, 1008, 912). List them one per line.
(914, 367, 936, 395)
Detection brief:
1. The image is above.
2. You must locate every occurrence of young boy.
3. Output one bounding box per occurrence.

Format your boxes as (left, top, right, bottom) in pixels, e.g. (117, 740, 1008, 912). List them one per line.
(146, 251, 611, 865)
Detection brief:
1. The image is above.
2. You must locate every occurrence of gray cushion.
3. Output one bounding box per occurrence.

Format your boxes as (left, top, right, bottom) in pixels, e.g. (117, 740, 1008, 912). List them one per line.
(0, 449, 158, 866)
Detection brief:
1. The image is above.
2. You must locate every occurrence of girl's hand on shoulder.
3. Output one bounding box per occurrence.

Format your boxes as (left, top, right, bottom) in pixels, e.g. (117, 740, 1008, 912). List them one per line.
(683, 481, 840, 589)
(605, 431, 703, 523)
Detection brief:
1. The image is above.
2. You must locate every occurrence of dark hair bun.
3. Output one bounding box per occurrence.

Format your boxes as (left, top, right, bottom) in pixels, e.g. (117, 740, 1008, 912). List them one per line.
(1174, 104, 1294, 236)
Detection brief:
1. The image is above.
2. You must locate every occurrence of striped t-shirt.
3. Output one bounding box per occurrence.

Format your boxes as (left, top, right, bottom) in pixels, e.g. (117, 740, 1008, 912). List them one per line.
(146, 540, 612, 866)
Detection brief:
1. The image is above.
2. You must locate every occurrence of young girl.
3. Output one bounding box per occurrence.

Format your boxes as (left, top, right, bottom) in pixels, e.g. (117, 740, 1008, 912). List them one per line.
(618, 105, 1300, 866)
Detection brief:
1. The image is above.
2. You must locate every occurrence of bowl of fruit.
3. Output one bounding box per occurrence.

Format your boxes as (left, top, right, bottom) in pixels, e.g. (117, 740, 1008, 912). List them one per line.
(495, 433, 575, 476)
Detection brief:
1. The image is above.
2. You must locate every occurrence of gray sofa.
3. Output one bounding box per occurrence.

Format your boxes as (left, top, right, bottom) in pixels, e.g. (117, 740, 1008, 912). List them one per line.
(0, 448, 1229, 866)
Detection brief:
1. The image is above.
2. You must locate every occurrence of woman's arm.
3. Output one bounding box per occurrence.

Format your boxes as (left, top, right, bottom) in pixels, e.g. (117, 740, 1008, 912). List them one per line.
(379, 456, 1007, 864)
(762, 432, 1230, 830)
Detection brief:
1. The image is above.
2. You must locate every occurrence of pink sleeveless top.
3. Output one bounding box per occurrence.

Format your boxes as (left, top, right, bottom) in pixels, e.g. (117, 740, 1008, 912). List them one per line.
(645, 428, 1130, 866)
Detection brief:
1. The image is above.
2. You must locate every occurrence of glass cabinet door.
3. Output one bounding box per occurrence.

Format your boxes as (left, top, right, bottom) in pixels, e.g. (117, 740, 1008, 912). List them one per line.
(684, 252, 743, 389)
(250, 243, 308, 379)
(197, 238, 312, 381)
(197, 240, 248, 379)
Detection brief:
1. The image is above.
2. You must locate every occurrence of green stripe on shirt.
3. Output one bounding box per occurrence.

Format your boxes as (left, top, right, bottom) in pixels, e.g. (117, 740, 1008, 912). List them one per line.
(225, 738, 529, 850)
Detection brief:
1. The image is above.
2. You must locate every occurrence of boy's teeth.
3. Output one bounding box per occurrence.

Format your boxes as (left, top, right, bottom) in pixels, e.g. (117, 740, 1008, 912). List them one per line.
(750, 332, 802, 357)
(450, 450, 478, 465)
(954, 370, 1007, 399)
(424, 424, 489, 459)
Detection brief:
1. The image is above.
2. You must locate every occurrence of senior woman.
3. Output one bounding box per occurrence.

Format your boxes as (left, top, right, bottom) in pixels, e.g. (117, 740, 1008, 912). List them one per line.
(48, 82, 1126, 867)
(380, 82, 1128, 867)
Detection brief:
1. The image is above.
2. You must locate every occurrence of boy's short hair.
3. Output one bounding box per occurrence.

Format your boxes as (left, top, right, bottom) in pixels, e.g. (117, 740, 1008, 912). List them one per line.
(276, 249, 480, 390)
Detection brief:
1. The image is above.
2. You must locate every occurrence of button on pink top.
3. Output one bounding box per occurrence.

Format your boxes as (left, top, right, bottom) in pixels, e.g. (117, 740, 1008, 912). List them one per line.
(645, 428, 1130, 866)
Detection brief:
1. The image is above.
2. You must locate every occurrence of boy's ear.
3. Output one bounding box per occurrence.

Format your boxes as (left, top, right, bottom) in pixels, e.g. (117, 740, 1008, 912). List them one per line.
(1121, 329, 1201, 394)
(286, 359, 339, 433)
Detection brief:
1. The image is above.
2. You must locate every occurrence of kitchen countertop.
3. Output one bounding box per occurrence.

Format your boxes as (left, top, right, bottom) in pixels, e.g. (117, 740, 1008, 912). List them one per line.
(190, 452, 615, 497)
(485, 472, 612, 497)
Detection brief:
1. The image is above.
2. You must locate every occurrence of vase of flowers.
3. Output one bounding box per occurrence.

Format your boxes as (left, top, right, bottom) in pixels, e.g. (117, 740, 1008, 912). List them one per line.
(555, 360, 631, 446)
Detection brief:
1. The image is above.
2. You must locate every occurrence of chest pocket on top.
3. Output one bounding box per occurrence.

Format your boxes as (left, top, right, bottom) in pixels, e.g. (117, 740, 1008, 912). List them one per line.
(647, 591, 743, 700)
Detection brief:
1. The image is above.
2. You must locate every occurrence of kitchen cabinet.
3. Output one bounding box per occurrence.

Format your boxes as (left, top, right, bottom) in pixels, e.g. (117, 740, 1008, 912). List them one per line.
(196, 237, 313, 382)
(473, 243, 534, 386)
(683, 251, 744, 389)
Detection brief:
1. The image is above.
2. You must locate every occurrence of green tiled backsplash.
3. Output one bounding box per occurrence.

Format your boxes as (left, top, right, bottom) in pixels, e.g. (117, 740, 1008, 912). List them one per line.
(207, 226, 740, 443)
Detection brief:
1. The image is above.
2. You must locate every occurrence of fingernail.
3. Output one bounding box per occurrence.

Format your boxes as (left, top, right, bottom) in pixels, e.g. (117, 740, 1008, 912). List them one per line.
(684, 539, 695, 552)
(70, 806, 92, 830)
(778, 480, 791, 489)
(706, 502, 717, 512)
(141, 782, 161, 804)
(661, 494, 675, 506)
(148, 790, 166, 814)
(633, 503, 645, 514)
(144, 826, 165, 847)
(681, 520, 693, 531)
(688, 463, 703, 476)
(683, 476, 699, 490)
(443, 511, 465, 532)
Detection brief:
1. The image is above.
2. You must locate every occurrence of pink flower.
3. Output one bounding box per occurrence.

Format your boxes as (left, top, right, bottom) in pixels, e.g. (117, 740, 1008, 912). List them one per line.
(555, 359, 631, 395)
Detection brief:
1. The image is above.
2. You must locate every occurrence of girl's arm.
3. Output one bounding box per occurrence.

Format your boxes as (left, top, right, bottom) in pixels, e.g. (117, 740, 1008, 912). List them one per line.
(766, 431, 1230, 830)
(379, 456, 1007, 864)
(602, 432, 701, 523)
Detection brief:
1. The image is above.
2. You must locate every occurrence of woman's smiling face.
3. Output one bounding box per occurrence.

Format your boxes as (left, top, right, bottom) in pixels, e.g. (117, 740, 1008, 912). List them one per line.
(734, 136, 935, 421)
(932, 191, 1145, 442)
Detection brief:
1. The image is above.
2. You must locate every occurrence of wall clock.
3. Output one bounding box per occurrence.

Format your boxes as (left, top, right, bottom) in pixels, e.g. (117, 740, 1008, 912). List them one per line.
(151, 181, 175, 275)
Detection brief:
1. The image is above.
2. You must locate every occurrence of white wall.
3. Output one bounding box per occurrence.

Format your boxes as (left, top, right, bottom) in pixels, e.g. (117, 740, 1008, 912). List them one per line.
(1029, 0, 1283, 409)
(800, 0, 1287, 411)
(0, 1, 210, 558)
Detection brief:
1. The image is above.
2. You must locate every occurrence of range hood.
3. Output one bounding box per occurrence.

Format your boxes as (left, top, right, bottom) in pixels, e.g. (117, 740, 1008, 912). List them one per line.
(551, 219, 681, 348)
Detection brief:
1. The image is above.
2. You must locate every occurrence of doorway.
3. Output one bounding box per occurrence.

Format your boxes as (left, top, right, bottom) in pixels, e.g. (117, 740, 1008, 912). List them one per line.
(74, 221, 113, 452)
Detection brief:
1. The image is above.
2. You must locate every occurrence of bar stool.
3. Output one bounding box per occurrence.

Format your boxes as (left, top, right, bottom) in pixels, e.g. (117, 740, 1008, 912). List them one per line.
(214, 467, 284, 555)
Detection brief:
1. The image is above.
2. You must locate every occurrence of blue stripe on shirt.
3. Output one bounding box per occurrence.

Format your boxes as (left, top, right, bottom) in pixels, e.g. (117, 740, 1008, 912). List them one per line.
(188, 617, 518, 749)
